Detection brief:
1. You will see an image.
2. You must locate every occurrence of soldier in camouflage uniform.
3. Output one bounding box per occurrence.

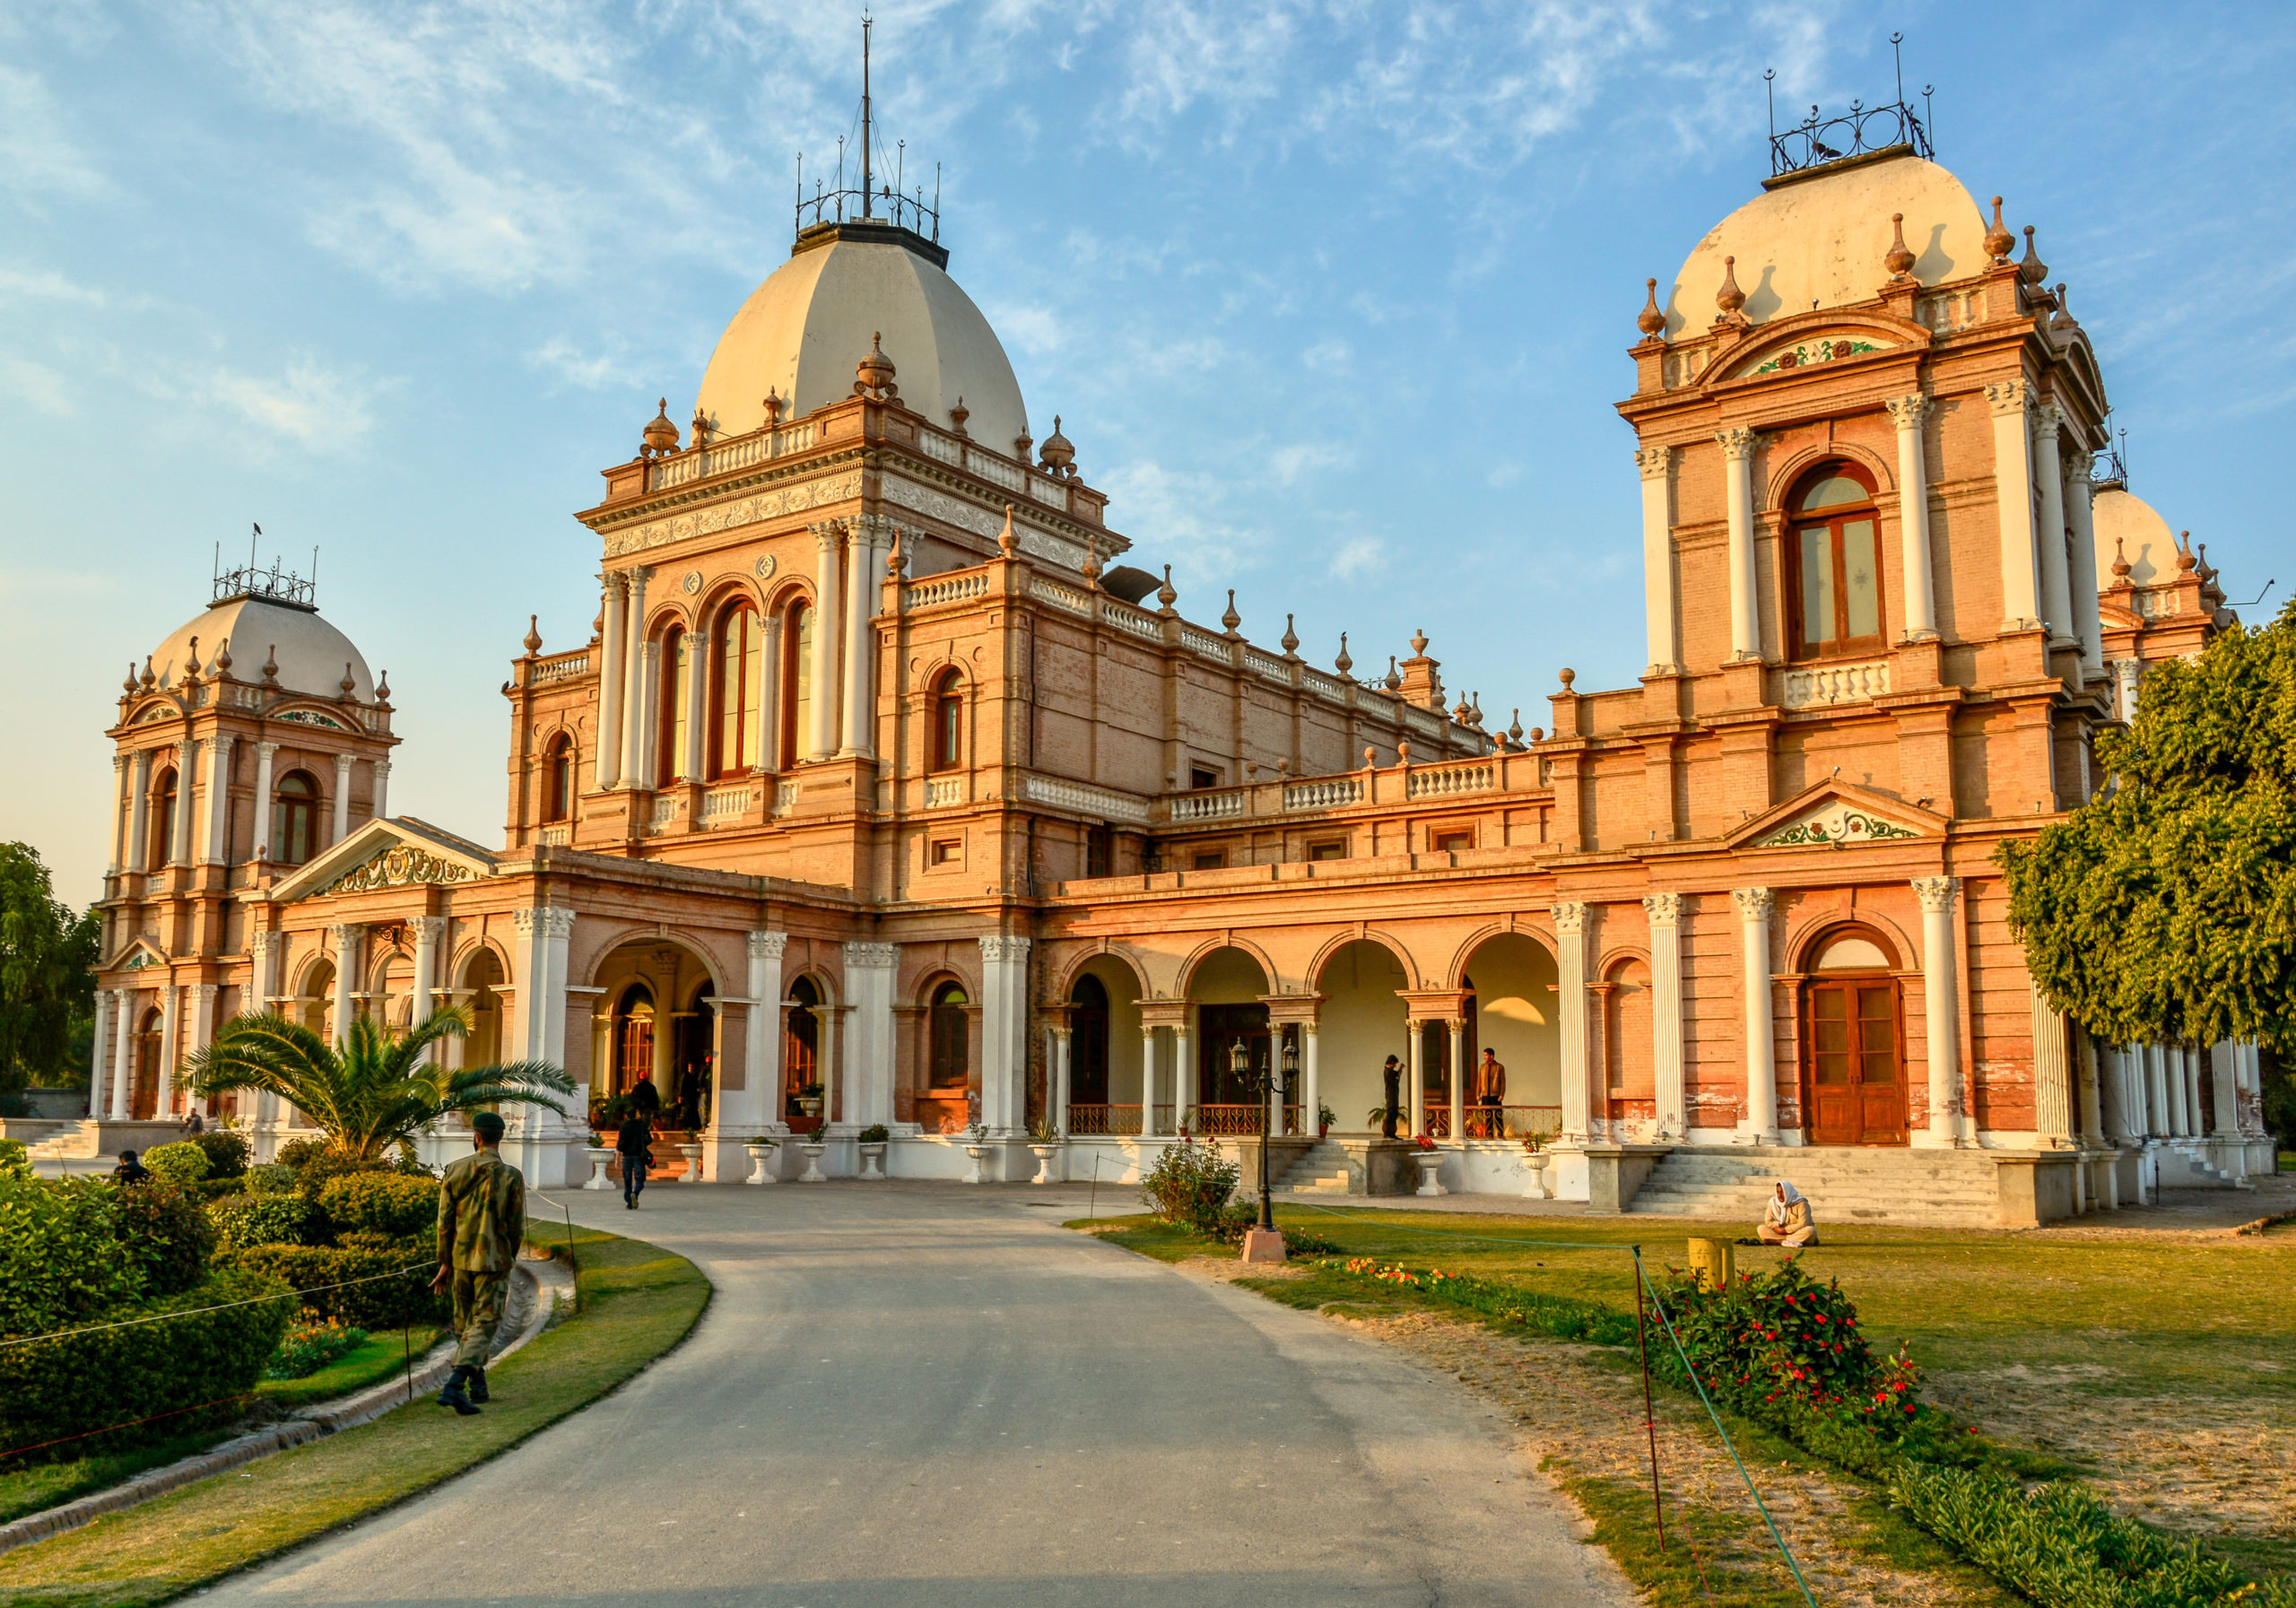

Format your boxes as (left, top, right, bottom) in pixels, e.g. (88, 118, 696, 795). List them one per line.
(430, 1110, 526, 1415)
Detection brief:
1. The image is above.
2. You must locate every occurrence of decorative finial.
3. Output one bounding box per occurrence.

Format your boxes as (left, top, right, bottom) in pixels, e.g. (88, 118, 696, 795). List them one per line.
(376, 669, 391, 701)
(1884, 213, 1916, 280)
(854, 333, 899, 402)
(1080, 541, 1102, 584)
(1452, 697, 1472, 724)
(947, 395, 969, 437)
(1396, 739, 1412, 764)
(1409, 627, 1429, 656)
(1636, 277, 1665, 337)
(2050, 282, 2075, 331)
(1468, 692, 1483, 726)
(2018, 225, 2048, 288)
(140, 656, 155, 690)
(1335, 632, 1353, 675)
(124, 661, 139, 693)
(340, 661, 357, 699)
(1715, 255, 1746, 319)
(1013, 430, 1032, 462)
(2110, 536, 2130, 578)
(1156, 565, 1177, 611)
(642, 398, 678, 457)
(1039, 415, 1075, 478)
(1384, 656, 1401, 691)
(762, 387, 783, 429)
(1509, 708, 1525, 743)
(524, 614, 543, 656)
(1222, 589, 1241, 636)
(1363, 745, 1377, 769)
(1281, 613, 1300, 656)
(184, 636, 201, 677)
(1530, 726, 1544, 743)
(2198, 542, 2215, 583)
(886, 526, 906, 578)
(997, 504, 1019, 558)
(261, 645, 278, 683)
(2176, 531, 2197, 572)
(1984, 197, 2014, 262)
(213, 639, 232, 674)
(690, 403, 709, 446)
(1559, 666, 1577, 690)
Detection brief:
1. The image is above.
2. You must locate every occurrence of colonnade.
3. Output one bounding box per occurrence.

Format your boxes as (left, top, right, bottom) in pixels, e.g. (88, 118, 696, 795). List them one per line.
(106, 735, 384, 874)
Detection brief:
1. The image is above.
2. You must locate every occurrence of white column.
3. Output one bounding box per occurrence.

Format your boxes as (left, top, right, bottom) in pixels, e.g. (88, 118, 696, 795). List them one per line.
(1553, 901, 1591, 1140)
(821, 1009, 841, 1127)
(1446, 1019, 1465, 1142)
(2032, 402, 2074, 646)
(2075, 1031, 2105, 1148)
(371, 757, 390, 821)
(252, 928, 287, 1008)
(1636, 447, 1680, 674)
(155, 983, 180, 1116)
(1302, 1021, 1321, 1137)
(839, 517, 882, 760)
(1053, 1026, 1073, 1137)
(2064, 463, 2105, 681)
(977, 934, 1031, 1135)
(109, 987, 135, 1118)
(1912, 877, 1963, 1147)
(596, 571, 627, 789)
(1987, 379, 2042, 632)
(1732, 888, 1778, 1143)
(1718, 428, 1761, 662)
(637, 642, 662, 787)
(681, 631, 711, 782)
(128, 750, 152, 872)
(172, 739, 197, 864)
(1644, 892, 1685, 1138)
(1405, 1021, 1426, 1139)
(86, 989, 112, 1118)
(411, 915, 444, 1028)
(326, 922, 361, 1048)
(187, 983, 219, 1115)
(2144, 1044, 2170, 1138)
(1886, 394, 1936, 639)
(109, 754, 130, 874)
(1140, 1024, 1159, 1136)
(2207, 1042, 2238, 1140)
(619, 567, 651, 787)
(2182, 1049, 2204, 1138)
(2030, 976, 2074, 1148)
(202, 735, 234, 864)
(331, 752, 352, 846)
(251, 742, 277, 861)
(1174, 1014, 1195, 1134)
(843, 942, 898, 1126)
(2094, 1043, 2133, 1145)
(754, 614, 783, 774)
(808, 522, 844, 761)
(747, 933, 788, 1133)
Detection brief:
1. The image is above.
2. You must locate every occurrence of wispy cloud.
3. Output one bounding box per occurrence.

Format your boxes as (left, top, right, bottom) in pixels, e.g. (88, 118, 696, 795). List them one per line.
(528, 335, 639, 391)
(200, 357, 378, 449)
(0, 65, 110, 200)
(1329, 534, 1385, 581)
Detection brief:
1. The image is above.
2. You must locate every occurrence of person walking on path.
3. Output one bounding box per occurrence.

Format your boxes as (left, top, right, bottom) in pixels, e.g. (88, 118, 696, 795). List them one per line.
(615, 1108, 655, 1209)
(627, 1073, 663, 1120)
(430, 1111, 526, 1416)
(1470, 1048, 1506, 1138)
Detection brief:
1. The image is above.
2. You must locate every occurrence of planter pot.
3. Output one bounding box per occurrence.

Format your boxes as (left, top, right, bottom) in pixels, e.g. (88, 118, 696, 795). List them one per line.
(583, 1149, 614, 1191)
(797, 1141, 828, 1184)
(678, 1143, 703, 1183)
(1413, 1152, 1447, 1197)
(962, 1143, 990, 1185)
(744, 1143, 778, 1186)
(797, 1096, 822, 1118)
(1029, 1143, 1060, 1186)
(1319, 1124, 1331, 1138)
(858, 1141, 888, 1180)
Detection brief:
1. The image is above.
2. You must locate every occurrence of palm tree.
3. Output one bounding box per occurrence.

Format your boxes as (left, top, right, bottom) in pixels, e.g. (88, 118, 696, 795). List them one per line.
(187, 1005, 573, 1162)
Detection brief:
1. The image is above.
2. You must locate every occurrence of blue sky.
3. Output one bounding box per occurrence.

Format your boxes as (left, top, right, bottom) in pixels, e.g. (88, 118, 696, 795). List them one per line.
(5, 1, 2293, 907)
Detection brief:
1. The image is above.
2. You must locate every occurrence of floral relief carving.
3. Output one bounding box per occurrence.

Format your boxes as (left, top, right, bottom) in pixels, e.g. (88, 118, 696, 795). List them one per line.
(1754, 804, 1920, 848)
(601, 472, 865, 558)
(318, 844, 486, 898)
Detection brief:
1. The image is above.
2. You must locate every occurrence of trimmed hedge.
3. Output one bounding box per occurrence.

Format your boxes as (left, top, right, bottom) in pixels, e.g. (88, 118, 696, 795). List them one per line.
(189, 1129, 249, 1179)
(213, 1243, 447, 1331)
(318, 1172, 439, 1239)
(0, 1177, 142, 1336)
(0, 1267, 292, 1465)
(110, 1184, 216, 1298)
(142, 1142, 211, 1187)
(207, 1194, 332, 1253)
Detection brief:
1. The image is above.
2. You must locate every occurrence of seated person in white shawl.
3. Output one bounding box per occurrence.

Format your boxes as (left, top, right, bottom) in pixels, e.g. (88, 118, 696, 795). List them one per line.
(1757, 1179, 1818, 1247)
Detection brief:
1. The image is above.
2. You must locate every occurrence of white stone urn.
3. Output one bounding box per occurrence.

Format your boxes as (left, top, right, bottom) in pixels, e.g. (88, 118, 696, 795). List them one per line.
(1029, 1143, 1061, 1186)
(961, 1143, 990, 1185)
(744, 1142, 779, 1186)
(677, 1142, 703, 1182)
(1413, 1151, 1447, 1197)
(858, 1141, 888, 1180)
(583, 1148, 614, 1191)
(797, 1140, 829, 1184)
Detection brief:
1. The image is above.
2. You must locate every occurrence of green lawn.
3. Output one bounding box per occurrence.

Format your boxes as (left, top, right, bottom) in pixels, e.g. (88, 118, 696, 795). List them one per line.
(253, 1326, 446, 1412)
(0, 1226, 709, 1607)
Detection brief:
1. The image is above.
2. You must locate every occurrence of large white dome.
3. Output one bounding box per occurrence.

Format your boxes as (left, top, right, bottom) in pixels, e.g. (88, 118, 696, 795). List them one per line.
(695, 226, 1029, 451)
(149, 595, 375, 702)
(2092, 487, 2179, 589)
(1665, 153, 1991, 337)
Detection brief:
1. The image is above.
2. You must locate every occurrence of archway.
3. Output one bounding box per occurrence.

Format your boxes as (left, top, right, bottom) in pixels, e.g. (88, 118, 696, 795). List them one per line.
(457, 948, 505, 1073)
(785, 976, 825, 1131)
(1065, 957, 1145, 1134)
(1799, 926, 1907, 1145)
(1459, 933, 1561, 1140)
(1312, 940, 1410, 1134)
(131, 1007, 162, 1120)
(299, 958, 335, 1045)
(1185, 947, 1271, 1135)
(668, 979, 717, 1131)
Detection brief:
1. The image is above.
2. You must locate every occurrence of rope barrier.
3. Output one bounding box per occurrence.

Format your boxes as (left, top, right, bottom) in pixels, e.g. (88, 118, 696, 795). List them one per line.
(0, 1265, 432, 1352)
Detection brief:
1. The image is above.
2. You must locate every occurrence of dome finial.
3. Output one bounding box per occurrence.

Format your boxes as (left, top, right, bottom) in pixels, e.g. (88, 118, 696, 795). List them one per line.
(261, 645, 279, 683)
(2111, 536, 2131, 579)
(340, 661, 357, 700)
(1156, 565, 1178, 613)
(642, 398, 678, 458)
(1281, 613, 1300, 656)
(855, 331, 899, 402)
(1984, 196, 2014, 262)
(1714, 255, 1747, 322)
(1335, 632, 1353, 675)
(1222, 589, 1241, 637)
(1884, 212, 1916, 280)
(1636, 277, 1665, 337)
(1039, 414, 1075, 478)
(2018, 224, 2048, 288)
(524, 614, 543, 656)
(947, 395, 969, 437)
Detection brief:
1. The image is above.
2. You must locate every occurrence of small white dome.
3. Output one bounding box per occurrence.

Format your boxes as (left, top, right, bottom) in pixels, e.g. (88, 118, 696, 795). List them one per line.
(2092, 487, 2179, 588)
(149, 596, 374, 701)
(1666, 154, 1990, 336)
(695, 228, 1029, 450)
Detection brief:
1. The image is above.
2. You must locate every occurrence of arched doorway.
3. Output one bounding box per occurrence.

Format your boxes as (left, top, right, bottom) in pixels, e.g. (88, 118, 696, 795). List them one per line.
(785, 976, 823, 1130)
(1064, 959, 1144, 1135)
(131, 1008, 162, 1119)
(1459, 933, 1561, 1142)
(1312, 940, 1410, 1134)
(1801, 927, 1907, 1145)
(609, 984, 656, 1104)
(1069, 975, 1110, 1109)
(911, 978, 970, 1134)
(1186, 947, 1271, 1135)
(669, 980, 716, 1131)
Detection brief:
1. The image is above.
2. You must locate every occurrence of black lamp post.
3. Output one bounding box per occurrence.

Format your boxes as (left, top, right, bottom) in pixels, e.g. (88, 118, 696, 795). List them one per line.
(1231, 1032, 1296, 1233)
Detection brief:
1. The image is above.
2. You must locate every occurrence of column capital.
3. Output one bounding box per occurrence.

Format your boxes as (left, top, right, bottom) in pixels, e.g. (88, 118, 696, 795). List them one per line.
(372, 755, 390, 775)
(2031, 398, 2067, 436)
(1984, 378, 2031, 415)
(747, 930, 789, 960)
(113, 752, 128, 774)
(808, 518, 847, 547)
(979, 934, 1032, 963)
(1551, 900, 1590, 935)
(1642, 891, 1683, 926)
(249, 930, 287, 958)
(1884, 392, 1932, 430)
(326, 921, 363, 948)
(187, 981, 220, 1003)
(1910, 875, 1961, 913)
(843, 941, 899, 969)
(256, 740, 280, 759)
(1633, 444, 1674, 480)
(512, 907, 578, 940)
(1731, 886, 1775, 922)
(410, 916, 448, 941)
(625, 564, 654, 585)
(334, 752, 353, 773)
(1715, 426, 1760, 462)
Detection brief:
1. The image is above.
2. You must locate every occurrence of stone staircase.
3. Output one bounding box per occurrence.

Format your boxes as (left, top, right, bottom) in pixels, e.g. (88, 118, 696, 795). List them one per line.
(1276, 1139, 1356, 1195)
(8, 1120, 99, 1160)
(1626, 1145, 2005, 1228)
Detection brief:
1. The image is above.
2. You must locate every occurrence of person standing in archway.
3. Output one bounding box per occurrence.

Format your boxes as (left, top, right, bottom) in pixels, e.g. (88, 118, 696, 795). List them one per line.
(1379, 1056, 1402, 1139)
(1472, 1047, 1507, 1138)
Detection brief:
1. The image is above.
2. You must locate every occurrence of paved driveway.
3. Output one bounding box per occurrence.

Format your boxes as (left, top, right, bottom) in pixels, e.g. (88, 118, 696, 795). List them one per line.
(207, 1181, 1628, 1606)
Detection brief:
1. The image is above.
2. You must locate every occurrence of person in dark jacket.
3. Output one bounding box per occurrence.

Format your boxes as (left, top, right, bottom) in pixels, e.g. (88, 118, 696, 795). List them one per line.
(1379, 1056, 1402, 1139)
(615, 1110, 654, 1209)
(627, 1075, 663, 1119)
(111, 1150, 152, 1184)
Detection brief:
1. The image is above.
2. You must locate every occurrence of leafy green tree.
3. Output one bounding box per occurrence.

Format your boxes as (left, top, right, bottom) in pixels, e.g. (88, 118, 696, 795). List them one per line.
(187, 1005, 572, 1162)
(1998, 601, 2296, 1056)
(0, 843, 100, 1096)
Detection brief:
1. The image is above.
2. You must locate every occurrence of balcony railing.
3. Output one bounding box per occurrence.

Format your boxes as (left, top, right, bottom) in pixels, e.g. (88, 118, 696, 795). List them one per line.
(1423, 1104, 1563, 1142)
(1066, 1104, 1143, 1137)
(1184, 1103, 1304, 1138)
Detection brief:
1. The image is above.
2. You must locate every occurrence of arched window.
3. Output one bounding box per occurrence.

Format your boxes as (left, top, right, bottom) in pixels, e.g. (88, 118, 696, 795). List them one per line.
(149, 769, 178, 869)
(1802, 927, 1906, 1146)
(657, 626, 690, 787)
(542, 741, 574, 823)
(613, 985, 656, 1100)
(1069, 974, 1110, 1107)
(1787, 464, 1883, 660)
(779, 600, 812, 770)
(273, 771, 319, 865)
(1603, 959, 1653, 1126)
(712, 602, 762, 777)
(132, 1008, 163, 1119)
(785, 976, 821, 1120)
(929, 981, 970, 1089)
(930, 671, 963, 773)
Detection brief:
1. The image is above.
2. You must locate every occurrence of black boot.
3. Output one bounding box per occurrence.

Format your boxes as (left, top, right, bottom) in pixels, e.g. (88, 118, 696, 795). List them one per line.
(466, 1365, 489, 1404)
(436, 1365, 481, 1415)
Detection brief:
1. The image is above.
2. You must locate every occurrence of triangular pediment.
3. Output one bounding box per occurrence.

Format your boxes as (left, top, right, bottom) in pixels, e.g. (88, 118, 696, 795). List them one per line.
(1728, 783, 1941, 851)
(109, 938, 170, 972)
(265, 816, 499, 902)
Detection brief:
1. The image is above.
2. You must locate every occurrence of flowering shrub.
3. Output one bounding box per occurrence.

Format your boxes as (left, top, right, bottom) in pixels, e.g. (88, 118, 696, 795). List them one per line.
(1140, 1138, 1241, 1234)
(265, 1317, 371, 1380)
(1316, 1257, 1638, 1346)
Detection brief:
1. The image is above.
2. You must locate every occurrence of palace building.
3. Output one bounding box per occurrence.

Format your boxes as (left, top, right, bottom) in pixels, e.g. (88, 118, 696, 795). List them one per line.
(79, 98, 2276, 1224)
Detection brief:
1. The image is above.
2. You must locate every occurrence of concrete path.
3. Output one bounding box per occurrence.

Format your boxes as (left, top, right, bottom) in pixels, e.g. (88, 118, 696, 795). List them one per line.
(205, 1181, 1629, 1606)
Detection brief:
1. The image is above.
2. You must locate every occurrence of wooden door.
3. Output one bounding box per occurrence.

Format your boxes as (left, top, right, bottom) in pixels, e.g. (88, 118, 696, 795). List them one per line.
(1806, 979, 1906, 1145)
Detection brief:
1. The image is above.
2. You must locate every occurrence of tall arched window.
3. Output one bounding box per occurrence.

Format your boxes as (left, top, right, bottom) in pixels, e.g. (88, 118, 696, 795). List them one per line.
(929, 981, 970, 1089)
(1802, 927, 1906, 1146)
(785, 976, 821, 1120)
(273, 771, 319, 865)
(1787, 464, 1883, 660)
(779, 600, 813, 769)
(712, 602, 762, 777)
(542, 739, 574, 822)
(930, 671, 963, 773)
(613, 984, 656, 1100)
(1069, 974, 1109, 1107)
(149, 769, 178, 869)
(657, 625, 690, 787)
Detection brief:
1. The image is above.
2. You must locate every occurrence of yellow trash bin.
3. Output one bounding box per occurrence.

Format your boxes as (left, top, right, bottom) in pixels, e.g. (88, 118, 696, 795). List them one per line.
(1686, 1237, 1735, 1291)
